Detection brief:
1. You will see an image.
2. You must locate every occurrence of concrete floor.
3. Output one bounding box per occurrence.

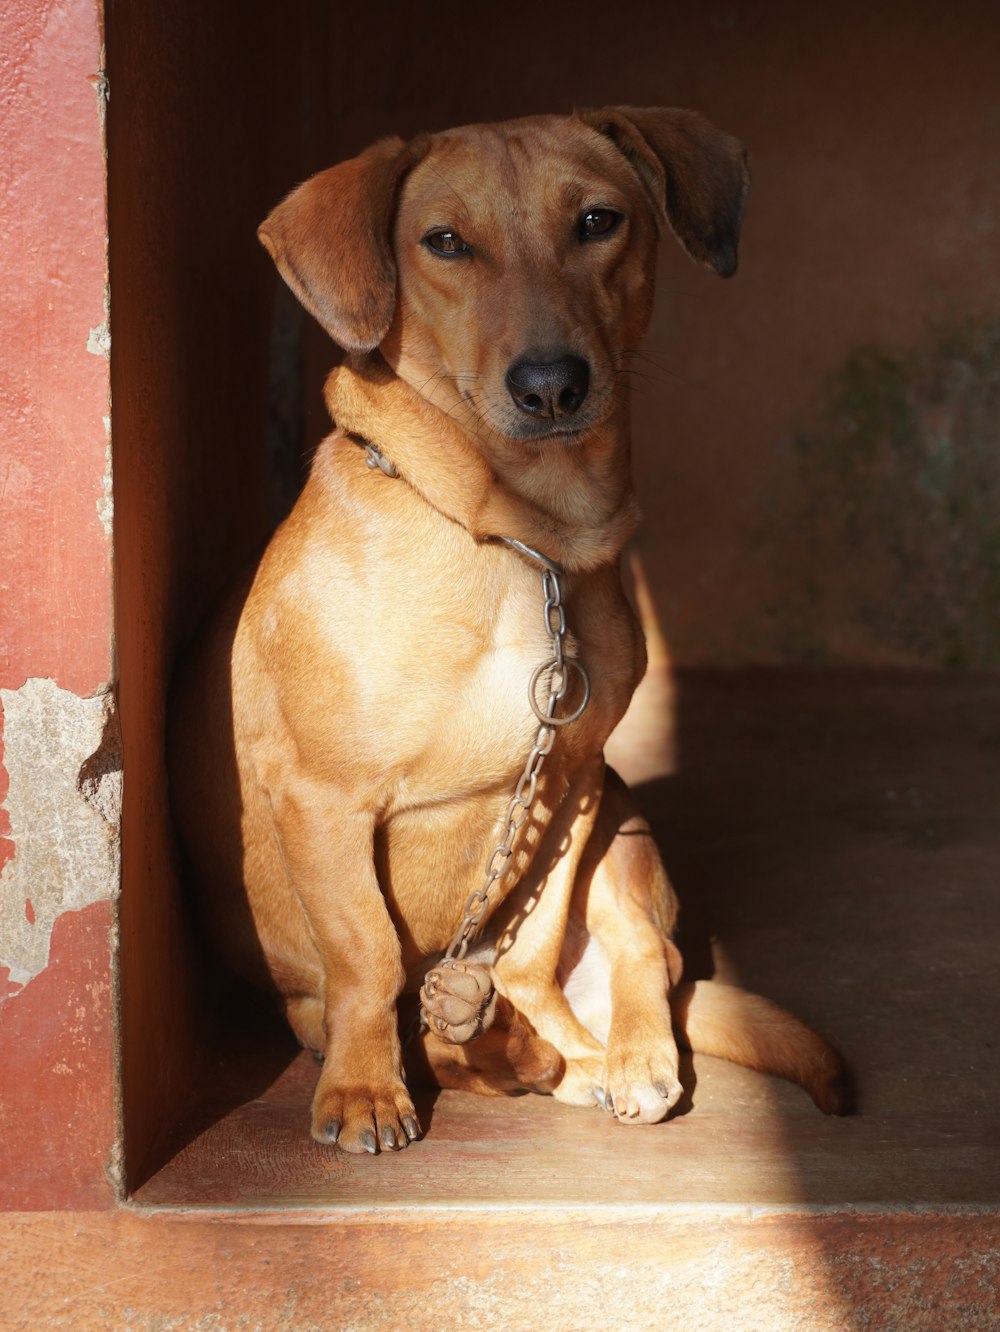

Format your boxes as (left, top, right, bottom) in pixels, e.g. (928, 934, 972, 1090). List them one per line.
(128, 670, 1000, 1327)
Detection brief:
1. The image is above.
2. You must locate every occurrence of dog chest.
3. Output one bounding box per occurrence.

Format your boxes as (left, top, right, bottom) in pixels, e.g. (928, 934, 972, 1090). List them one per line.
(377, 546, 641, 809)
(262, 467, 640, 805)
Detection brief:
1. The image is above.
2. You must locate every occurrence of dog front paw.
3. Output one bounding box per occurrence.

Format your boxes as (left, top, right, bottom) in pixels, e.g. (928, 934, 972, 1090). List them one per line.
(604, 1043, 683, 1124)
(311, 1076, 420, 1154)
(420, 961, 496, 1044)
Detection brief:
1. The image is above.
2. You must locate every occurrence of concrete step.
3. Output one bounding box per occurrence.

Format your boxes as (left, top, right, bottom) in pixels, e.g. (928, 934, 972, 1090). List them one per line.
(131, 670, 1000, 1328)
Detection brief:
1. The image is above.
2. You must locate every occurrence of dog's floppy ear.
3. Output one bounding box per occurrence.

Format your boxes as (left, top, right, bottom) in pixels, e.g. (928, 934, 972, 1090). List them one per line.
(580, 106, 749, 277)
(258, 135, 428, 351)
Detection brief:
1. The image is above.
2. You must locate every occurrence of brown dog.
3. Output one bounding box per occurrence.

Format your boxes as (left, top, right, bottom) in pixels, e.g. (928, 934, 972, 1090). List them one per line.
(170, 107, 847, 1155)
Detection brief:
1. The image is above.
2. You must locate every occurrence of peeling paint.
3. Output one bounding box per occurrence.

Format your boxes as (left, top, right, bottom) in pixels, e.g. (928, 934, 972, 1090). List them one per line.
(0, 699, 14, 870)
(0, 678, 121, 989)
(90, 64, 110, 122)
(0, 899, 117, 1209)
(87, 319, 111, 357)
(98, 412, 113, 536)
(105, 1134, 125, 1196)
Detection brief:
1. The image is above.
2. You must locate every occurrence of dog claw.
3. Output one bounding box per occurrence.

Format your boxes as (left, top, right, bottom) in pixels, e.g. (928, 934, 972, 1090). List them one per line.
(381, 1123, 399, 1150)
(592, 1087, 610, 1110)
(402, 1115, 420, 1141)
(359, 1129, 378, 1154)
(324, 1119, 341, 1143)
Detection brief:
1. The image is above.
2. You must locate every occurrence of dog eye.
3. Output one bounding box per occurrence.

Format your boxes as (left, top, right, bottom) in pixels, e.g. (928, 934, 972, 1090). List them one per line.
(579, 209, 622, 241)
(423, 229, 471, 257)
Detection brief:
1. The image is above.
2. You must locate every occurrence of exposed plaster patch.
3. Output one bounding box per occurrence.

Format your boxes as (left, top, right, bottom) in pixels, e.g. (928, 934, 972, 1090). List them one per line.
(105, 1134, 125, 1197)
(87, 320, 110, 357)
(0, 679, 121, 989)
(90, 66, 110, 123)
(97, 413, 113, 537)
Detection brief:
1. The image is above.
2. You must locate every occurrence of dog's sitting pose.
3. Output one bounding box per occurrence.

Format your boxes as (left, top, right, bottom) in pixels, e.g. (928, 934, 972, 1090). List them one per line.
(170, 107, 848, 1155)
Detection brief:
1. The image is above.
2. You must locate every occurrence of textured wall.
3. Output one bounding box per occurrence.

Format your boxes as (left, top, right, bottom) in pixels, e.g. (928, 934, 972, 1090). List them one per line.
(0, 0, 118, 1208)
(314, 0, 1000, 668)
(105, 0, 335, 1186)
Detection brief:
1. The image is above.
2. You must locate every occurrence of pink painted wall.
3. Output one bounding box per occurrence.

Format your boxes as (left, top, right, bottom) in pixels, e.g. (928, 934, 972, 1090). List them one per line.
(0, 0, 117, 1209)
(0, 0, 112, 698)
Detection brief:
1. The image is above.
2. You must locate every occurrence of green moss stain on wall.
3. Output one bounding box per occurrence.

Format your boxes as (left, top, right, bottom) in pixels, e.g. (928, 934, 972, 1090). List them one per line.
(772, 317, 1000, 667)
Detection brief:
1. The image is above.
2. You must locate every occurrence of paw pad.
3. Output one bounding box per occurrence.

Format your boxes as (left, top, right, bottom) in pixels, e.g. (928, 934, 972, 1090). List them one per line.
(420, 961, 496, 1044)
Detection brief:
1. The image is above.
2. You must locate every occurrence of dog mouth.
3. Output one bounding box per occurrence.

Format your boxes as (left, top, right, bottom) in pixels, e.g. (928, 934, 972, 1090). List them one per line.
(472, 404, 607, 447)
(504, 418, 594, 445)
(477, 403, 610, 448)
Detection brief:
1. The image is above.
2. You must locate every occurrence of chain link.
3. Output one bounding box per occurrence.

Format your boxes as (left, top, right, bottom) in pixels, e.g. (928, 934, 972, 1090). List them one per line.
(434, 540, 592, 970)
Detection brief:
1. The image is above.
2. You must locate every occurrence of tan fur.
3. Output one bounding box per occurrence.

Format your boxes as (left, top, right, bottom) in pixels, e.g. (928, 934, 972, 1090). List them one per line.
(170, 108, 846, 1155)
(415, 770, 849, 1117)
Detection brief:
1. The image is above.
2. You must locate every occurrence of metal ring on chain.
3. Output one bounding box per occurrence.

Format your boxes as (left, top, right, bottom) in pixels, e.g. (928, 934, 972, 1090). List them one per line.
(529, 656, 591, 726)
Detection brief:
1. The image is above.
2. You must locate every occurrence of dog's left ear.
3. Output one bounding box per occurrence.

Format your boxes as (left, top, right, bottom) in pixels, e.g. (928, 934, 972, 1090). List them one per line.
(579, 106, 750, 277)
(258, 135, 429, 351)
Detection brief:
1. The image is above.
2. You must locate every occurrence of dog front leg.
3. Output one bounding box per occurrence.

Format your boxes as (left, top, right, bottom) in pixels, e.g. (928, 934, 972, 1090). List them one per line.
(274, 786, 418, 1154)
(582, 768, 684, 1123)
(492, 758, 609, 1104)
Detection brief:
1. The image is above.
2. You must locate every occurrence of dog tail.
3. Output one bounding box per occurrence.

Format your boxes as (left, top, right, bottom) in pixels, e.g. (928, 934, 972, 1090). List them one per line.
(669, 980, 852, 1115)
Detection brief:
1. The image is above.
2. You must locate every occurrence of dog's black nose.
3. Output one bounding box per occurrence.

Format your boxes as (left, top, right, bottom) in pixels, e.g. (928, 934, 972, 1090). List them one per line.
(505, 355, 590, 420)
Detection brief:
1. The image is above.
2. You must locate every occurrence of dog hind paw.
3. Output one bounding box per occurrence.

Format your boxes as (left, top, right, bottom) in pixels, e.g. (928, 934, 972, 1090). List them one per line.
(551, 1054, 609, 1107)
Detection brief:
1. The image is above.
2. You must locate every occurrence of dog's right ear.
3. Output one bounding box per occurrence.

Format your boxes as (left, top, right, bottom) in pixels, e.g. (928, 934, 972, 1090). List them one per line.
(258, 136, 427, 352)
(580, 106, 749, 278)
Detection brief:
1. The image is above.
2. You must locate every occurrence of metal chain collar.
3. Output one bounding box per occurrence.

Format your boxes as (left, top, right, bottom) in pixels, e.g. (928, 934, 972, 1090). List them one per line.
(352, 437, 592, 1040)
(348, 431, 400, 478)
(434, 536, 591, 973)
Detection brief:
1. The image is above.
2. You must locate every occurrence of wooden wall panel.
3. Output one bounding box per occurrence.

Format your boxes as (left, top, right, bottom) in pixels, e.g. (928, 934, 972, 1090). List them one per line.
(105, 0, 334, 1188)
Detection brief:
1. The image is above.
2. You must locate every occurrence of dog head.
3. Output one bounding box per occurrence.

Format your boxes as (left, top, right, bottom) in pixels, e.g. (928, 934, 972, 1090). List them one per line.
(260, 108, 748, 445)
